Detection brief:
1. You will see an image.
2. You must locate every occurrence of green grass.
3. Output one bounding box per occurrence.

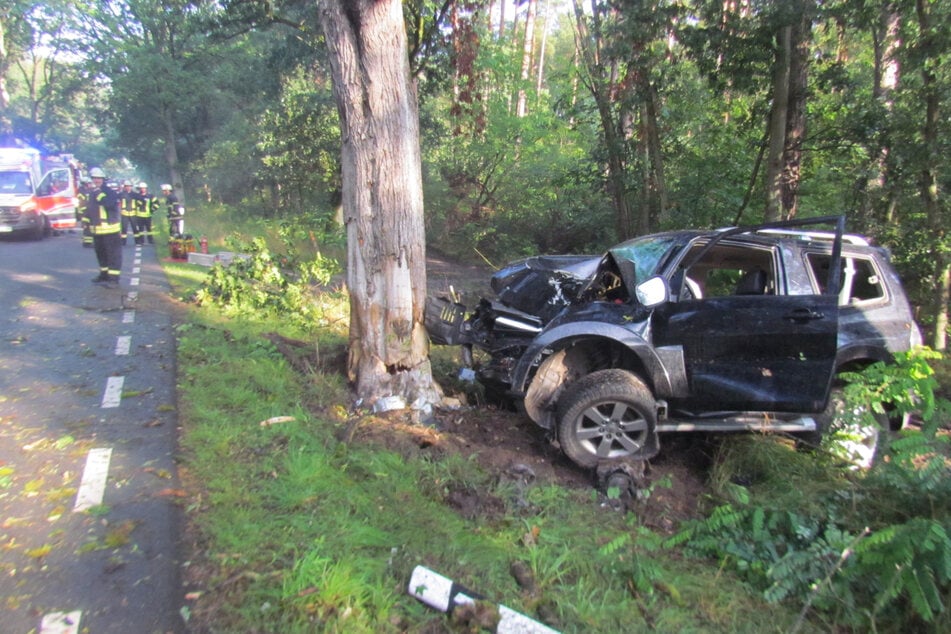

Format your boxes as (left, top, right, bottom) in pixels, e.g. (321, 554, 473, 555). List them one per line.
(164, 207, 866, 632)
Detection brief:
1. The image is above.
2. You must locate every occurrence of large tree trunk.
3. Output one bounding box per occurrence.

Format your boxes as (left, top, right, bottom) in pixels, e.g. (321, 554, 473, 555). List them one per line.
(764, 24, 791, 222)
(161, 106, 184, 203)
(915, 0, 948, 350)
(781, 7, 810, 220)
(318, 0, 440, 406)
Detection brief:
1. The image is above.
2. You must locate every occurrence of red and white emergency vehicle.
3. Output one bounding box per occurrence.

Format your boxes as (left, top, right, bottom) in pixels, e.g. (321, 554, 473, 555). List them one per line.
(0, 147, 79, 239)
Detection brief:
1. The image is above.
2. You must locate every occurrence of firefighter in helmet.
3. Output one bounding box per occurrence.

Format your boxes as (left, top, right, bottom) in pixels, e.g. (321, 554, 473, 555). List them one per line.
(162, 184, 184, 238)
(135, 182, 159, 245)
(84, 168, 122, 287)
(118, 180, 138, 245)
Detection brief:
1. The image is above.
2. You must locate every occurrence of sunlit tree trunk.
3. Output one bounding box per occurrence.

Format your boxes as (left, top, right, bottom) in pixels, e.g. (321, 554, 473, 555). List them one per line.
(914, 0, 948, 350)
(161, 107, 184, 202)
(318, 0, 440, 405)
(516, 0, 537, 117)
(865, 6, 900, 228)
(535, 0, 550, 102)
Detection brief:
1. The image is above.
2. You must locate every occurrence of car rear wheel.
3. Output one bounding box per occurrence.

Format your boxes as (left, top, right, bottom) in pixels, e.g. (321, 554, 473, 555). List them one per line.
(555, 369, 659, 468)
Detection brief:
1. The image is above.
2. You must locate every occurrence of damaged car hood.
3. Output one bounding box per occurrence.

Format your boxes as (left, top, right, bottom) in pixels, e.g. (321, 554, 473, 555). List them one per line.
(490, 255, 602, 322)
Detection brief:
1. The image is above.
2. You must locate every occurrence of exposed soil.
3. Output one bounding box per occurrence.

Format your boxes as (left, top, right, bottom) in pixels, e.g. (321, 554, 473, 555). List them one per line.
(334, 255, 711, 530)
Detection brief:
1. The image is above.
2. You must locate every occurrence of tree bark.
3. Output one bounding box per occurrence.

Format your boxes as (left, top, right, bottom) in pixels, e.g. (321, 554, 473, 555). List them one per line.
(764, 24, 791, 222)
(914, 0, 947, 350)
(161, 106, 184, 203)
(781, 7, 809, 220)
(318, 0, 440, 406)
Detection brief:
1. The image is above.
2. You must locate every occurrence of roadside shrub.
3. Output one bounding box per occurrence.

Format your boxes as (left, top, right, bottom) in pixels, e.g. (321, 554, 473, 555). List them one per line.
(193, 234, 341, 329)
(667, 348, 951, 631)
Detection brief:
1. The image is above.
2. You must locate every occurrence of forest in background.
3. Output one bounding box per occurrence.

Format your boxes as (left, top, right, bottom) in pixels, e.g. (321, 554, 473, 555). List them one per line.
(1, 0, 948, 341)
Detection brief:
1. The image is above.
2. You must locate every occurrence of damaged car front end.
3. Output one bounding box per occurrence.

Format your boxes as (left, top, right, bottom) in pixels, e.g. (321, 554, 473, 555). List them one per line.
(426, 216, 921, 470)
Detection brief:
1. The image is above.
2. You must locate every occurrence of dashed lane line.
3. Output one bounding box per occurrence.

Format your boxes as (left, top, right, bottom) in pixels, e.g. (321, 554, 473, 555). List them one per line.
(115, 335, 131, 356)
(39, 610, 82, 634)
(123, 309, 135, 324)
(101, 375, 124, 408)
(73, 447, 113, 512)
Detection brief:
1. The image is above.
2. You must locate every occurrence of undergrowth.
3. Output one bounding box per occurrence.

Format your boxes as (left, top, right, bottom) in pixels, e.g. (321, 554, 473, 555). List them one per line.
(169, 232, 821, 632)
(668, 348, 951, 633)
(167, 218, 951, 632)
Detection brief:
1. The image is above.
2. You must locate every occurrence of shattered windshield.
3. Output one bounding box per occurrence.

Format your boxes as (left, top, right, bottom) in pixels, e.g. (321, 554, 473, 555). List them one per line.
(608, 235, 682, 287)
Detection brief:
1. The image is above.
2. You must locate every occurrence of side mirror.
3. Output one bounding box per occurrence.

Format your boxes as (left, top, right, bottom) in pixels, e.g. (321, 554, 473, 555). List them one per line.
(636, 276, 668, 308)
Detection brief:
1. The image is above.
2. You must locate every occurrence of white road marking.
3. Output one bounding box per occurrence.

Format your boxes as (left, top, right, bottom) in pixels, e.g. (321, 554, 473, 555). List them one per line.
(130, 277, 140, 286)
(126, 291, 138, 301)
(73, 448, 112, 512)
(115, 335, 131, 356)
(132, 266, 141, 274)
(123, 310, 135, 323)
(40, 610, 82, 634)
(101, 375, 124, 408)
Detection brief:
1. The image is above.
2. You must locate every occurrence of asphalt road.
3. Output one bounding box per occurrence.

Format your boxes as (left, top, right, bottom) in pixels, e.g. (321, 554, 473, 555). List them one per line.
(0, 231, 184, 633)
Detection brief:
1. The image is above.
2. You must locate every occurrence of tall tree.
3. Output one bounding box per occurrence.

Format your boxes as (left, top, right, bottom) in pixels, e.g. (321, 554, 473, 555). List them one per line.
(911, 0, 949, 349)
(317, 0, 441, 408)
(572, 0, 636, 238)
(0, 0, 34, 131)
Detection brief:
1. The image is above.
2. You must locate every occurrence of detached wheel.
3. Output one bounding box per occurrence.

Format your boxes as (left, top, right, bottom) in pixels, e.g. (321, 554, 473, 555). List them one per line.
(556, 369, 659, 468)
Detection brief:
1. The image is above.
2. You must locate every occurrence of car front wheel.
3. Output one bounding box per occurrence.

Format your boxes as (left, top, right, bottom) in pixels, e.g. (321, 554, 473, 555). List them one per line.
(555, 369, 659, 468)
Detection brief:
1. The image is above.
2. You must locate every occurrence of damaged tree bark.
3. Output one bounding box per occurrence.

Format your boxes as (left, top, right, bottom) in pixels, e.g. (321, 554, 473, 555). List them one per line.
(317, 0, 441, 409)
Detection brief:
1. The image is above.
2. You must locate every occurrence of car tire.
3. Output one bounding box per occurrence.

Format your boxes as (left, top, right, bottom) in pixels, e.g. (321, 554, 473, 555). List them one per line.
(555, 369, 659, 468)
(30, 217, 47, 241)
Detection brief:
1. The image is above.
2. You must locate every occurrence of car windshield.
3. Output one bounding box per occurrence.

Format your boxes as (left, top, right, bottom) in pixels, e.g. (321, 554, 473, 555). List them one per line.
(608, 235, 682, 287)
(0, 172, 32, 195)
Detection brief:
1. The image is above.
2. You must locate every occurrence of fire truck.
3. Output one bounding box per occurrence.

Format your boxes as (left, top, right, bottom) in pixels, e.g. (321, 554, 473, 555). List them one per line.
(0, 147, 80, 239)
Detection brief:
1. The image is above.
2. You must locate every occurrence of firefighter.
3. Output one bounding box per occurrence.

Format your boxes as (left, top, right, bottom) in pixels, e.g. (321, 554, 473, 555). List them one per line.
(136, 181, 159, 245)
(118, 180, 138, 245)
(162, 183, 184, 238)
(77, 176, 94, 248)
(84, 167, 122, 287)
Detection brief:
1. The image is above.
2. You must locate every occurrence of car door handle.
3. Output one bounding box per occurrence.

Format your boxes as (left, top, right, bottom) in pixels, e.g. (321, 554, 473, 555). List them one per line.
(784, 308, 824, 322)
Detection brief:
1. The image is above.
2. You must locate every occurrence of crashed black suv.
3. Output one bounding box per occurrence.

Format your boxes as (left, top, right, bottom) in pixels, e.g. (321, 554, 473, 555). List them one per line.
(426, 216, 921, 469)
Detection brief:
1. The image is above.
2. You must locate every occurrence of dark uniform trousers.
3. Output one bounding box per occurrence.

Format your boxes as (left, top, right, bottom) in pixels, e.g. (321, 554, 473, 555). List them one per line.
(136, 194, 159, 244)
(87, 188, 122, 282)
(119, 190, 138, 244)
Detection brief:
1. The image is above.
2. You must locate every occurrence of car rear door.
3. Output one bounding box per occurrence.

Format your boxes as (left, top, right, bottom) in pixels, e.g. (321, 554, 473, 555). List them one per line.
(652, 216, 843, 412)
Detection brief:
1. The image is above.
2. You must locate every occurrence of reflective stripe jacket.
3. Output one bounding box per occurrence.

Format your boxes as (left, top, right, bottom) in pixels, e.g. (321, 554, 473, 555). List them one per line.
(137, 193, 160, 218)
(84, 186, 121, 235)
(119, 190, 139, 217)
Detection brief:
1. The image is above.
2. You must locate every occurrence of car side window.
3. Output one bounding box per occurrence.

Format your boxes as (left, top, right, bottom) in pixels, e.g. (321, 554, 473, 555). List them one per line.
(807, 253, 885, 306)
(680, 242, 777, 300)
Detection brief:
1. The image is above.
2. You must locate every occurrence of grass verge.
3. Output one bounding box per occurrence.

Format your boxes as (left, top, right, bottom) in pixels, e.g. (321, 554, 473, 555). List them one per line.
(161, 229, 827, 633)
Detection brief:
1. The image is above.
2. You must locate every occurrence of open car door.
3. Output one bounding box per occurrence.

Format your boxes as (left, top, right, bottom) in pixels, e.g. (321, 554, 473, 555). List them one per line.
(35, 167, 78, 230)
(652, 216, 844, 412)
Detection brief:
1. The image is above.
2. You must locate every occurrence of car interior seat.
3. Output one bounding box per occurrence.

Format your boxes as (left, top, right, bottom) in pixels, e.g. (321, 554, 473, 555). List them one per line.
(734, 268, 768, 295)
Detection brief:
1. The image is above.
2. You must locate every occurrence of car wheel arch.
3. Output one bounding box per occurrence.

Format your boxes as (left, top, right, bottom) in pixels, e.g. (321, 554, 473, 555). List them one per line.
(521, 335, 660, 429)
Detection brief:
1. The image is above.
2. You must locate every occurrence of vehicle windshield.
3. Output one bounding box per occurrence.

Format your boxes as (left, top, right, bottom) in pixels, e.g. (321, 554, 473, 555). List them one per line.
(608, 235, 682, 287)
(0, 172, 33, 195)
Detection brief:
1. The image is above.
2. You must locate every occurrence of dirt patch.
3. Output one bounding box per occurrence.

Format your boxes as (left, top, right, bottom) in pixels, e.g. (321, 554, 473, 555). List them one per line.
(309, 254, 711, 529)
